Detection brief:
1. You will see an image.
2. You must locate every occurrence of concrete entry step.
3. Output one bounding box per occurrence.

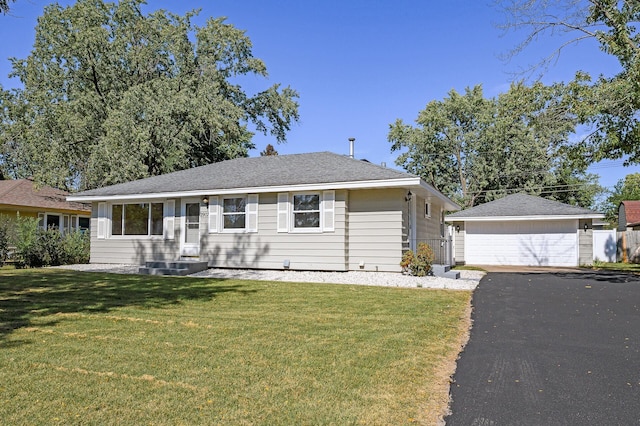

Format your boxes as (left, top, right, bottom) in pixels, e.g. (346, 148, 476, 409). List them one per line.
(432, 264, 460, 280)
(139, 260, 208, 276)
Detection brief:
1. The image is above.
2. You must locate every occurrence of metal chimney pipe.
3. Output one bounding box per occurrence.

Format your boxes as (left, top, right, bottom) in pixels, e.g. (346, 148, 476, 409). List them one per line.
(348, 137, 355, 158)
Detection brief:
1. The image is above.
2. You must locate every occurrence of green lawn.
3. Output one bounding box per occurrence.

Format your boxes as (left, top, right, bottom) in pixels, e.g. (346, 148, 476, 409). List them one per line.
(0, 268, 471, 425)
(589, 261, 640, 274)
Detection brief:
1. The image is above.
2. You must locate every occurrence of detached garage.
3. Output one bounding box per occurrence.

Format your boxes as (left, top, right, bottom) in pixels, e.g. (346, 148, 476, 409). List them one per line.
(446, 193, 605, 267)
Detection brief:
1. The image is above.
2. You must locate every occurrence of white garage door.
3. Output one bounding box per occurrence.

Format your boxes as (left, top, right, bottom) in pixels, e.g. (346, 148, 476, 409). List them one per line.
(465, 220, 578, 267)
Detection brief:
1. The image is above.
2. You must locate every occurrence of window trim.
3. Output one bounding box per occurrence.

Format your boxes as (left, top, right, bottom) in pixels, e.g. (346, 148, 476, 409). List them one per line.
(208, 194, 258, 234)
(291, 192, 322, 233)
(221, 195, 248, 233)
(37, 212, 90, 235)
(277, 191, 335, 234)
(108, 201, 166, 239)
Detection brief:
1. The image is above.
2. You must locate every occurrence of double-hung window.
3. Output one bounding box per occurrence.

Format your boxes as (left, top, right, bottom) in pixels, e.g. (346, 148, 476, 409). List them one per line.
(222, 197, 247, 230)
(208, 194, 258, 233)
(111, 202, 164, 236)
(277, 191, 334, 233)
(292, 194, 321, 229)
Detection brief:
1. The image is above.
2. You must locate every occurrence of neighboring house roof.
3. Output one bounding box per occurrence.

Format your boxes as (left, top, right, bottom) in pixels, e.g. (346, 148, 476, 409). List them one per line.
(620, 200, 640, 227)
(0, 178, 90, 213)
(445, 193, 603, 221)
(68, 152, 460, 210)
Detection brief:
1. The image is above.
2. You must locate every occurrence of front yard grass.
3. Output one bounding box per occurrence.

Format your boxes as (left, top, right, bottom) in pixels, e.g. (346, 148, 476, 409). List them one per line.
(589, 261, 640, 274)
(0, 268, 471, 425)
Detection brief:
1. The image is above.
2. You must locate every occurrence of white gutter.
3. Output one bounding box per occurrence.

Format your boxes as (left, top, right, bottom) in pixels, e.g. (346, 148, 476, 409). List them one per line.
(445, 213, 605, 222)
(67, 177, 424, 202)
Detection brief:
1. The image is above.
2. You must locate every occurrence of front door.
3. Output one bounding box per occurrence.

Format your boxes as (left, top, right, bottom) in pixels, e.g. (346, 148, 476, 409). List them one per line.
(181, 199, 201, 256)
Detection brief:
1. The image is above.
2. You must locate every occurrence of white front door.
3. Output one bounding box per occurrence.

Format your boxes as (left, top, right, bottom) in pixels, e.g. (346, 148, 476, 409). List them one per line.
(181, 199, 201, 256)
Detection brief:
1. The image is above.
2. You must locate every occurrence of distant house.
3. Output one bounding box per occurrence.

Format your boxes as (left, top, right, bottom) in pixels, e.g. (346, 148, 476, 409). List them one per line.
(446, 193, 604, 267)
(0, 178, 91, 232)
(617, 201, 640, 231)
(67, 152, 459, 272)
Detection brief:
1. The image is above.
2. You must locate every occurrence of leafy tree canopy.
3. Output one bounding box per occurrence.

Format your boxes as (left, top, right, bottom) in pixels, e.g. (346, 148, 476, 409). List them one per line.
(0, 0, 15, 14)
(497, 0, 640, 166)
(0, 0, 299, 190)
(389, 82, 602, 208)
(600, 172, 640, 226)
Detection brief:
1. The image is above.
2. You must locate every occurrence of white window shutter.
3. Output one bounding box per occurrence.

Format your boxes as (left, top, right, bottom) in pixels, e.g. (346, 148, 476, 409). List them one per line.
(97, 203, 107, 239)
(208, 196, 219, 233)
(277, 193, 289, 232)
(247, 194, 259, 232)
(323, 190, 335, 232)
(164, 200, 175, 240)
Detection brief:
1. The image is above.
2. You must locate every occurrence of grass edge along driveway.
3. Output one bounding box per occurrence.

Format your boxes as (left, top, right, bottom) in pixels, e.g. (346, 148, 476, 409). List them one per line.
(0, 268, 471, 425)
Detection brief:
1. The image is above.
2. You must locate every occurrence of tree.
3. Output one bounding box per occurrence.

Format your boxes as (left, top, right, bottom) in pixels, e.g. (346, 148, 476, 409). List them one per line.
(600, 173, 640, 226)
(1, 0, 16, 14)
(389, 83, 601, 208)
(497, 0, 640, 165)
(260, 144, 279, 156)
(0, 0, 299, 190)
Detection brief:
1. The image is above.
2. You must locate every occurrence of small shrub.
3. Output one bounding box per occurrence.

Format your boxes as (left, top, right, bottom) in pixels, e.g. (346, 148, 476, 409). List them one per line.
(38, 227, 64, 266)
(400, 242, 435, 277)
(14, 215, 40, 268)
(0, 214, 11, 266)
(401, 250, 415, 274)
(62, 230, 90, 264)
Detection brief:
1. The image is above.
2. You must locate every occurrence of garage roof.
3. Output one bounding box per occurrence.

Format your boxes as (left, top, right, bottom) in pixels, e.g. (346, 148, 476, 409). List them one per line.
(620, 200, 640, 227)
(446, 193, 603, 221)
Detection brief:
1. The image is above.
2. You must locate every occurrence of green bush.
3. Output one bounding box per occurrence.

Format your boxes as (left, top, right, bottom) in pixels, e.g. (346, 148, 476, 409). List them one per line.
(62, 230, 90, 264)
(0, 214, 11, 266)
(14, 215, 40, 268)
(400, 242, 435, 277)
(12, 214, 90, 268)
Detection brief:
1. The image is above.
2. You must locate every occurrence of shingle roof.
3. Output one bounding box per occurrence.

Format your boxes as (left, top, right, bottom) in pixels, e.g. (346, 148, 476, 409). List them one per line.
(446, 193, 601, 219)
(72, 152, 416, 197)
(0, 179, 90, 212)
(620, 200, 640, 226)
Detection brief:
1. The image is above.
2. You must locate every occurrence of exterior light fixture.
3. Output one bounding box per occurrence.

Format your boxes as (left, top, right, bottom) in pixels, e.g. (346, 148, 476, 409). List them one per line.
(584, 222, 588, 232)
(455, 225, 461, 233)
(202, 196, 209, 204)
(405, 190, 413, 202)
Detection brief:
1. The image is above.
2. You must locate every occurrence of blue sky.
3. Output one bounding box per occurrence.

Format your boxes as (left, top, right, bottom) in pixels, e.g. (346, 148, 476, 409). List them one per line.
(1, 0, 639, 196)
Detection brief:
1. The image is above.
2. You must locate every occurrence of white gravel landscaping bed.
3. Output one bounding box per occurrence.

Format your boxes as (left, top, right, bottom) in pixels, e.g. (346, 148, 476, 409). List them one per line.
(52, 264, 484, 290)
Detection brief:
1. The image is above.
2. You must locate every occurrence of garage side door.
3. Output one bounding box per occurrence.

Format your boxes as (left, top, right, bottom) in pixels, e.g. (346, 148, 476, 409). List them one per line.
(465, 220, 578, 267)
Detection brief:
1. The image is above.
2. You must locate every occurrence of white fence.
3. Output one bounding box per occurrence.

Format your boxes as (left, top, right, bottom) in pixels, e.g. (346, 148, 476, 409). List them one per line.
(593, 230, 617, 263)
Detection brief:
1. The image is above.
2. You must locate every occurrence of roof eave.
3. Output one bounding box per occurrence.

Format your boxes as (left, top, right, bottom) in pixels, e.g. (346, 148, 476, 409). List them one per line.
(67, 177, 425, 202)
(445, 213, 605, 222)
(415, 180, 460, 211)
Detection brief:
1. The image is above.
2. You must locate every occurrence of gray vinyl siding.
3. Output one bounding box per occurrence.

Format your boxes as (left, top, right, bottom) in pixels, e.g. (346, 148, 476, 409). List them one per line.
(452, 221, 465, 265)
(87, 189, 427, 272)
(415, 196, 446, 241)
(89, 200, 180, 264)
(347, 189, 404, 272)
(200, 191, 348, 271)
(579, 219, 593, 265)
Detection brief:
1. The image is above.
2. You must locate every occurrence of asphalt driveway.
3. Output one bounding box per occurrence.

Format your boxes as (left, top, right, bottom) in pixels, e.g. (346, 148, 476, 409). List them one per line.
(445, 271, 640, 425)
